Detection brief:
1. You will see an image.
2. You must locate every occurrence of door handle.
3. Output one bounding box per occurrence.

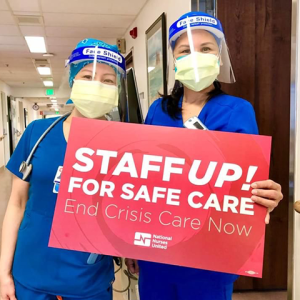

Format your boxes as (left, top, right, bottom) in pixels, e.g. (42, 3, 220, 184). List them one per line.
(0, 136, 4, 141)
(295, 201, 300, 214)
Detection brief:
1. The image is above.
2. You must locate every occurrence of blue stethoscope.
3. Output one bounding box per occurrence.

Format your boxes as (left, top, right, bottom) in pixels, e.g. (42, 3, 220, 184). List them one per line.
(19, 112, 71, 181)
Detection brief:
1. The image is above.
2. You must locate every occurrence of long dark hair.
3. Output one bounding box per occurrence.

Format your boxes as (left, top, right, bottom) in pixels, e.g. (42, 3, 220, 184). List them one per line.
(161, 80, 225, 119)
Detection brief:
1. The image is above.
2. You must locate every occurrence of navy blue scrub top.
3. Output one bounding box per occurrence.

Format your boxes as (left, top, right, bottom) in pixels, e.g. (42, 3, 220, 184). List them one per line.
(139, 94, 259, 285)
(6, 117, 114, 297)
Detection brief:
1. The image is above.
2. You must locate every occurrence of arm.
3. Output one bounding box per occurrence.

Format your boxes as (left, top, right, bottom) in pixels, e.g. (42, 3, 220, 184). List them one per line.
(0, 175, 29, 300)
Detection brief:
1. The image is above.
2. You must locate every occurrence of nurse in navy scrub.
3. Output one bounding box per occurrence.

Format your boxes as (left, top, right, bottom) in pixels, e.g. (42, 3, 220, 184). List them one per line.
(0, 38, 126, 300)
(126, 11, 283, 300)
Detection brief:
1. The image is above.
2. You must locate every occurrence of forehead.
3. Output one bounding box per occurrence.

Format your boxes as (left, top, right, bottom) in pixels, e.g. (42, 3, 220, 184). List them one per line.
(80, 62, 115, 74)
(175, 29, 217, 47)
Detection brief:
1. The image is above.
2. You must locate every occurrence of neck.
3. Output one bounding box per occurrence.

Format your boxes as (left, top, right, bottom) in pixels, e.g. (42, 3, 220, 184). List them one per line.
(65, 108, 84, 123)
(65, 108, 107, 123)
(183, 84, 215, 105)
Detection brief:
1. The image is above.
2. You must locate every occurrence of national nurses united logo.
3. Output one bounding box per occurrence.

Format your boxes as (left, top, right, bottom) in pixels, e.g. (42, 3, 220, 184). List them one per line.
(133, 232, 172, 250)
(134, 232, 152, 247)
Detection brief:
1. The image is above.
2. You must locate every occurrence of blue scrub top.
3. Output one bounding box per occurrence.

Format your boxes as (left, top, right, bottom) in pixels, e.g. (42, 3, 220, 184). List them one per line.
(6, 117, 114, 297)
(140, 93, 258, 285)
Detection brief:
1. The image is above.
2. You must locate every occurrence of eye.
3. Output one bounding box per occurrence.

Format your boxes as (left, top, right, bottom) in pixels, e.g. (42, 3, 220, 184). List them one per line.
(181, 49, 190, 54)
(202, 47, 212, 53)
(103, 79, 115, 85)
(82, 75, 92, 80)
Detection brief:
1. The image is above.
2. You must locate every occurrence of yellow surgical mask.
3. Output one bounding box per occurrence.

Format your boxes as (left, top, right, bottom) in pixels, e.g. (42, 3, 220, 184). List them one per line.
(175, 52, 220, 92)
(71, 80, 118, 119)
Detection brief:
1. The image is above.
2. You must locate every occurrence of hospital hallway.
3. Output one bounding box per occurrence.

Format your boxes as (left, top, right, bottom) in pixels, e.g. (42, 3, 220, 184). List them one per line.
(0, 167, 287, 300)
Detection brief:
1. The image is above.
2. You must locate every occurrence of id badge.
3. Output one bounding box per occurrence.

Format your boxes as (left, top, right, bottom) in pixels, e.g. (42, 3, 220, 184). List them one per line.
(53, 183, 60, 194)
(54, 166, 63, 183)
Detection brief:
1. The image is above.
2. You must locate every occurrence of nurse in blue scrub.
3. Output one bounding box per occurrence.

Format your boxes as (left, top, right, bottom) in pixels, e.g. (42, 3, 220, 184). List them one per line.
(0, 39, 126, 300)
(126, 12, 283, 300)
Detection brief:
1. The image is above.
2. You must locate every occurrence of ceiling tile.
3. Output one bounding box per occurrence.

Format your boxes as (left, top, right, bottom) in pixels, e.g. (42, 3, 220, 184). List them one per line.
(0, 57, 33, 64)
(19, 25, 45, 36)
(41, 0, 147, 15)
(0, 25, 20, 36)
(13, 11, 41, 16)
(0, 0, 9, 10)
(47, 44, 72, 54)
(46, 37, 116, 47)
(30, 52, 50, 59)
(46, 37, 81, 47)
(45, 26, 125, 38)
(8, 0, 40, 12)
(0, 36, 25, 45)
(6, 81, 44, 87)
(0, 69, 11, 74)
(0, 50, 31, 58)
(43, 13, 134, 28)
(0, 44, 29, 52)
(0, 11, 16, 25)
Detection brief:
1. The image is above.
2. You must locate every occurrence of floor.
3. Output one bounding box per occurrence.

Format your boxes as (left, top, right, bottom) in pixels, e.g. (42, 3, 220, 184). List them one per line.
(0, 168, 288, 300)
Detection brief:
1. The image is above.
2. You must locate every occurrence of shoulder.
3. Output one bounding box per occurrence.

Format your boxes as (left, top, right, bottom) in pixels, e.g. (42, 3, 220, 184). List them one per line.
(32, 117, 60, 127)
(23, 117, 61, 146)
(203, 94, 258, 134)
(149, 98, 164, 112)
(210, 94, 254, 111)
(145, 98, 165, 125)
(29, 117, 59, 133)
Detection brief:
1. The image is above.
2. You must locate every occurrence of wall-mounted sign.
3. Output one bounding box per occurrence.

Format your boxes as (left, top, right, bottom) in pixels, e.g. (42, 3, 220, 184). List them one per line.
(46, 89, 54, 96)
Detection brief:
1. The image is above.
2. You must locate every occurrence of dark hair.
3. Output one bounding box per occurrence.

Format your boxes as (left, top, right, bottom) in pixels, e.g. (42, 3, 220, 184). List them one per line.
(161, 80, 225, 119)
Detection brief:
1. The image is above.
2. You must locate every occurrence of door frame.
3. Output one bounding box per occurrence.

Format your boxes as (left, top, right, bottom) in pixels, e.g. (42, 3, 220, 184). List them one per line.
(288, 0, 300, 299)
(6, 96, 13, 156)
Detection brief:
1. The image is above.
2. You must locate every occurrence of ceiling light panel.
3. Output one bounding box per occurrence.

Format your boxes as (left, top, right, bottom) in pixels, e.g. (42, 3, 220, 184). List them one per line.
(37, 67, 51, 75)
(43, 80, 53, 86)
(25, 36, 47, 53)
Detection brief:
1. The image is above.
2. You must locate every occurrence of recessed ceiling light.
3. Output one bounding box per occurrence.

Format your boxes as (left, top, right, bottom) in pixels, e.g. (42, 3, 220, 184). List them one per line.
(38, 67, 51, 75)
(25, 36, 46, 53)
(43, 81, 53, 87)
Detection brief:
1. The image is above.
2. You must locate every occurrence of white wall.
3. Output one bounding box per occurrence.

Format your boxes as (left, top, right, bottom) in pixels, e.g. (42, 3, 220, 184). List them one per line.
(16, 98, 39, 126)
(12, 98, 40, 147)
(123, 0, 190, 116)
(0, 81, 11, 168)
(0, 93, 5, 168)
(0, 80, 11, 96)
(12, 87, 70, 99)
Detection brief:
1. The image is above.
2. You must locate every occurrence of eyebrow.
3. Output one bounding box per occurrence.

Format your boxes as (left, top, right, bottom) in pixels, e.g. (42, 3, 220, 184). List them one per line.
(177, 42, 216, 48)
(81, 70, 116, 76)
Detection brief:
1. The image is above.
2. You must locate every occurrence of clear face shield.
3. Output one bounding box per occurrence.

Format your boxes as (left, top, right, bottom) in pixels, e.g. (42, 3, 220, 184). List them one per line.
(169, 15, 235, 91)
(61, 45, 127, 121)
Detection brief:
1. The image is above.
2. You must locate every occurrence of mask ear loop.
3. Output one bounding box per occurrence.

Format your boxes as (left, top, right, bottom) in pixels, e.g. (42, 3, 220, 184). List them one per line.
(186, 16, 199, 83)
(92, 46, 98, 81)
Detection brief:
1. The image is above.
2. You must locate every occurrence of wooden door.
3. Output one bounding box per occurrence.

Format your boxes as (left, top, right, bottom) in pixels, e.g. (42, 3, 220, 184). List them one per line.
(217, 0, 291, 290)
